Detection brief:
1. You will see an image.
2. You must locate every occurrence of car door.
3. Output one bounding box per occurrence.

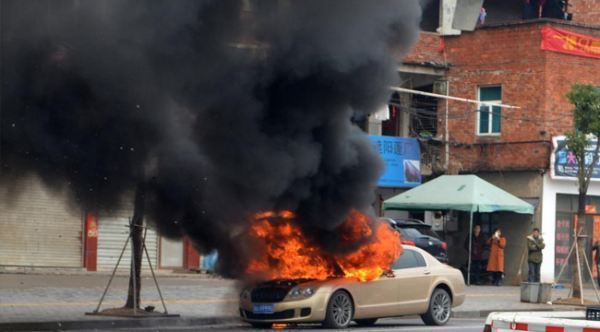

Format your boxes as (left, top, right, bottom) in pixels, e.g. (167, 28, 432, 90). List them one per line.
(391, 249, 433, 315)
(349, 272, 402, 318)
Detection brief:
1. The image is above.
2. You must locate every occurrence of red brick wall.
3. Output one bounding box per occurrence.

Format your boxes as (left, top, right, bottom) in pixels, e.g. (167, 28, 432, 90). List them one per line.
(544, 26, 600, 137)
(569, 0, 600, 25)
(434, 22, 600, 172)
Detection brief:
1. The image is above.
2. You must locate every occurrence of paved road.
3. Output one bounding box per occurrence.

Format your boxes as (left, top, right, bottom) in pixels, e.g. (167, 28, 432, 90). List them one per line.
(0, 274, 240, 323)
(0, 273, 584, 322)
(1, 272, 589, 331)
(69, 318, 486, 331)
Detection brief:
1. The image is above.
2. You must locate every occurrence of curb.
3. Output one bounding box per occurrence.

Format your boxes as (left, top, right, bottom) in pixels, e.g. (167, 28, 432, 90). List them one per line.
(453, 306, 581, 319)
(0, 316, 241, 331)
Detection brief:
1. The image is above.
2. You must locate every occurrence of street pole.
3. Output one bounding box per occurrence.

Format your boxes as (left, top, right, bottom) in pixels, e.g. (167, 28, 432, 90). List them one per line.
(468, 211, 473, 286)
(0, 0, 3, 176)
(445, 82, 450, 170)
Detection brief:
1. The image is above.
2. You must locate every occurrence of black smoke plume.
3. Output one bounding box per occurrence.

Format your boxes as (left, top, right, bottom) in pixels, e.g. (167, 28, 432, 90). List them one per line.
(1, 0, 422, 277)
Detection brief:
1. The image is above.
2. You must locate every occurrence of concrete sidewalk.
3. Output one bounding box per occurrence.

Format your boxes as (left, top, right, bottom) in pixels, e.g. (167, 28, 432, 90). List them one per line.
(455, 285, 583, 318)
(0, 273, 593, 331)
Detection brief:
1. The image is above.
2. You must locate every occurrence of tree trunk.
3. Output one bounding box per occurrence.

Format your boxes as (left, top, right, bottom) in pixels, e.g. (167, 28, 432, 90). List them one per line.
(572, 190, 587, 299)
(124, 182, 145, 309)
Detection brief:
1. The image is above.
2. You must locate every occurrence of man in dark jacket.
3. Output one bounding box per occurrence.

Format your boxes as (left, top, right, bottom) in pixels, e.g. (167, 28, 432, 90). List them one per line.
(465, 224, 487, 284)
(527, 228, 545, 282)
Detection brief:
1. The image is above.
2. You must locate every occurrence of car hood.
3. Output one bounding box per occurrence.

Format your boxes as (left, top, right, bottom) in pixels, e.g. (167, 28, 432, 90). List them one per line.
(255, 276, 373, 291)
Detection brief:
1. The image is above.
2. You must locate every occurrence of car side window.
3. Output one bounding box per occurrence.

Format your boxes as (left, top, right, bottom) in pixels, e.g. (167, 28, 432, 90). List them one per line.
(413, 251, 427, 267)
(392, 250, 426, 269)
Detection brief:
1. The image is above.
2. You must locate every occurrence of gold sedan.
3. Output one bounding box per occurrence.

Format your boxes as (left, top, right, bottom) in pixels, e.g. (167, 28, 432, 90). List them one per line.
(239, 246, 466, 329)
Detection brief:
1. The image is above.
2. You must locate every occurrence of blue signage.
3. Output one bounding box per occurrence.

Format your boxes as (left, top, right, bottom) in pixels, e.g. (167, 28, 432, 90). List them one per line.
(552, 136, 600, 181)
(369, 135, 421, 188)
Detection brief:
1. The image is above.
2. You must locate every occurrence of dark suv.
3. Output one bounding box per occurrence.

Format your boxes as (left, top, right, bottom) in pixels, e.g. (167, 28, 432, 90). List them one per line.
(381, 217, 449, 263)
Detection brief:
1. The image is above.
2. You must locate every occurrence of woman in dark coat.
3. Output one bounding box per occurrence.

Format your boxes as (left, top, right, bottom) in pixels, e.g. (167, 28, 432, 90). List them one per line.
(465, 224, 487, 284)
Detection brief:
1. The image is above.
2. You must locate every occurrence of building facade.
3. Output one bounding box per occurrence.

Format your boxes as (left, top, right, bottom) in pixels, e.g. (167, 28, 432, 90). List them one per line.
(394, 0, 600, 283)
(2, 0, 599, 281)
(0, 176, 201, 272)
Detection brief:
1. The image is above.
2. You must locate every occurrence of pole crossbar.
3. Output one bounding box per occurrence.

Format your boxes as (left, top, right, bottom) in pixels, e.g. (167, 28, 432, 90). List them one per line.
(554, 227, 600, 304)
(89, 218, 176, 316)
(92, 228, 130, 313)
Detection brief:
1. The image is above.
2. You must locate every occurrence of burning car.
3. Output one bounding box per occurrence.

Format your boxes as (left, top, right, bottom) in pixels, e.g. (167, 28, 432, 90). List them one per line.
(239, 246, 466, 329)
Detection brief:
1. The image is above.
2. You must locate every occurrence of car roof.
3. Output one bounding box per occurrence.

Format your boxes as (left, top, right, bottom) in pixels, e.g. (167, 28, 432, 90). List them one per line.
(380, 217, 432, 228)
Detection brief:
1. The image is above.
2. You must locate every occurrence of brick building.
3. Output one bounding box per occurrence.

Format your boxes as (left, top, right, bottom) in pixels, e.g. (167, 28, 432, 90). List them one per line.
(388, 1, 600, 283)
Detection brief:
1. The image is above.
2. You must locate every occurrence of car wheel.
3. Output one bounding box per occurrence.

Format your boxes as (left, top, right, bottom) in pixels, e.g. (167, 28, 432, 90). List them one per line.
(250, 322, 273, 329)
(323, 290, 354, 329)
(355, 318, 378, 326)
(421, 288, 452, 326)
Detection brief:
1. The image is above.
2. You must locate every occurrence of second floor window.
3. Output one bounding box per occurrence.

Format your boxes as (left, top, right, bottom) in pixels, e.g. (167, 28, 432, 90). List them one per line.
(478, 86, 502, 135)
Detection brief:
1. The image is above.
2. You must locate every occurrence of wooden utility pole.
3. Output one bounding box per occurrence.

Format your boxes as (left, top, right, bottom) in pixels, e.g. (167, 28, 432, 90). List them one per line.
(125, 182, 146, 309)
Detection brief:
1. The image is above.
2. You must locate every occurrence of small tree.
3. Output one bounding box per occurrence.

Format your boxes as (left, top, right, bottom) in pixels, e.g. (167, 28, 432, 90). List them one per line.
(565, 84, 600, 299)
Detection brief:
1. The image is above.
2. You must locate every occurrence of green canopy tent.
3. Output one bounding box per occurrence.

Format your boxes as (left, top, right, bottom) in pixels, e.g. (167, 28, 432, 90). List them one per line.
(384, 175, 535, 285)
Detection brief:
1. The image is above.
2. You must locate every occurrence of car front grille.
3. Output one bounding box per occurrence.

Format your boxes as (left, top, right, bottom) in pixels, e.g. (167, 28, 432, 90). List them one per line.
(251, 287, 289, 303)
(244, 309, 295, 320)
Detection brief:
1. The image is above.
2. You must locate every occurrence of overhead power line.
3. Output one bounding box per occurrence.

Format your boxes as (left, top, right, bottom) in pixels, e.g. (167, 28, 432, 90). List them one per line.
(389, 86, 521, 109)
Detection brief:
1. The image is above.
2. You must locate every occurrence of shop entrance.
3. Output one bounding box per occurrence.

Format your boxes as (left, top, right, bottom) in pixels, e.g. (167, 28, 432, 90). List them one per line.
(554, 194, 600, 281)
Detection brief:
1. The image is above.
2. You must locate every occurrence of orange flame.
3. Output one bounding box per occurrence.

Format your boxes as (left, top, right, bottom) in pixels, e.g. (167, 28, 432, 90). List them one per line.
(245, 210, 402, 282)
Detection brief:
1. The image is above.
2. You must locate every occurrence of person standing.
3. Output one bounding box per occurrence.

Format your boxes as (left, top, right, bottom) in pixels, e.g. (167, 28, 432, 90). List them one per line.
(527, 228, 545, 282)
(465, 224, 487, 284)
(592, 241, 600, 287)
(487, 228, 507, 286)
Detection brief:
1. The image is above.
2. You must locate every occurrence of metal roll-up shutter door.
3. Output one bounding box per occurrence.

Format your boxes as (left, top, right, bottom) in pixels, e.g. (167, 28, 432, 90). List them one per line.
(97, 217, 158, 272)
(0, 177, 83, 268)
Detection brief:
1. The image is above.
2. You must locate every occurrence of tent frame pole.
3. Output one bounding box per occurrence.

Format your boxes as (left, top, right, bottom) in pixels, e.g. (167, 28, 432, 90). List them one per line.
(468, 211, 473, 286)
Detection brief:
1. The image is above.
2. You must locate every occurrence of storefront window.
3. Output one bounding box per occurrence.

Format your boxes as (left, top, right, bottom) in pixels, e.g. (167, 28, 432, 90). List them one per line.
(554, 212, 574, 280)
(555, 194, 600, 281)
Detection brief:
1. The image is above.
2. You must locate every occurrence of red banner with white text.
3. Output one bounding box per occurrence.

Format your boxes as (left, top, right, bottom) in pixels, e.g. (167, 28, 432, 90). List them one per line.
(541, 26, 600, 59)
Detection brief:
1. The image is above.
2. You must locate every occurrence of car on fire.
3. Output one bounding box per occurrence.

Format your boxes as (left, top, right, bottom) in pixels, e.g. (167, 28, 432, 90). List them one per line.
(239, 246, 466, 329)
